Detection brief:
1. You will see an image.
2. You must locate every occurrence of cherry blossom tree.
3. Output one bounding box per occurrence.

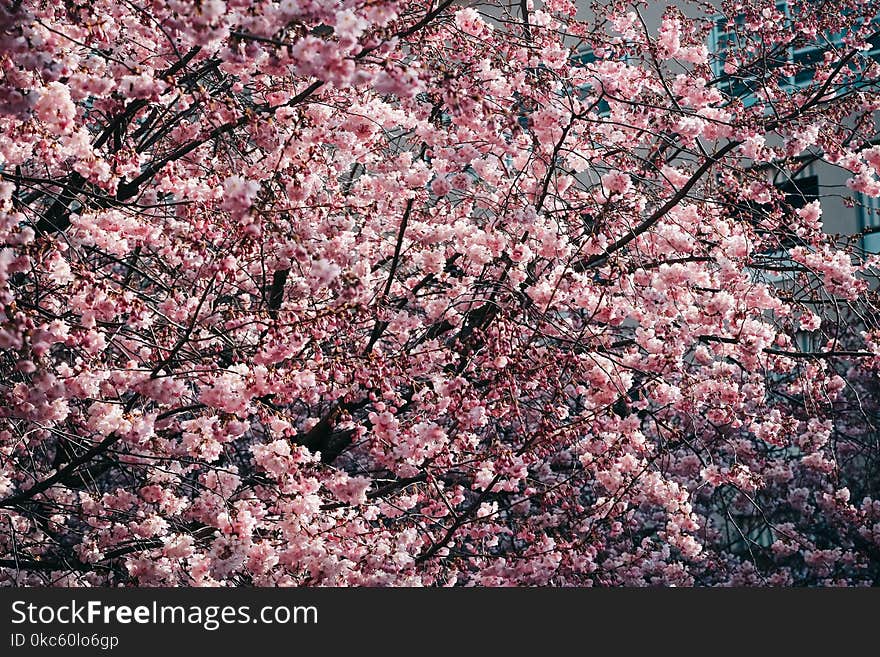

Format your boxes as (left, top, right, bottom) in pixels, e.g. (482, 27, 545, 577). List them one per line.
(2, 0, 880, 586)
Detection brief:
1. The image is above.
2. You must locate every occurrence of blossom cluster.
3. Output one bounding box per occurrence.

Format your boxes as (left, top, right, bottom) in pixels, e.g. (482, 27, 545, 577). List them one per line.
(1, 0, 879, 587)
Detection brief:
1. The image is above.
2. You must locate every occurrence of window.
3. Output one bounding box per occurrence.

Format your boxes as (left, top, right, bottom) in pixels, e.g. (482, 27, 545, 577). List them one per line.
(794, 329, 818, 353)
(570, 48, 611, 116)
(742, 175, 820, 285)
(708, 2, 880, 96)
(857, 191, 880, 254)
(742, 174, 820, 247)
(709, 11, 762, 101)
(776, 174, 820, 212)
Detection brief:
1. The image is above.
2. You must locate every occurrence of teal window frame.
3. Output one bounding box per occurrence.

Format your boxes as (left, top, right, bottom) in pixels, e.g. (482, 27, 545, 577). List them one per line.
(857, 191, 880, 255)
(570, 48, 612, 116)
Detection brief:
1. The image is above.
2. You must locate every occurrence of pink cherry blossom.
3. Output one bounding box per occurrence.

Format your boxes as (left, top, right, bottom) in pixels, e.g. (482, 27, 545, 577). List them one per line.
(0, 0, 879, 589)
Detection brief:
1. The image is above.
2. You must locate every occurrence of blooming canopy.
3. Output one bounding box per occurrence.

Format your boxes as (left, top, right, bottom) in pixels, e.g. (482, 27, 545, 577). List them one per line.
(2, 0, 880, 586)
